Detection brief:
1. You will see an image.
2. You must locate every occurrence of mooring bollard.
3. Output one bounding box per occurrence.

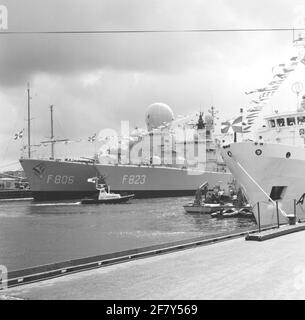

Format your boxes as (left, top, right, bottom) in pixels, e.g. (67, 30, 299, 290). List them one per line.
(257, 202, 261, 233)
(276, 201, 280, 228)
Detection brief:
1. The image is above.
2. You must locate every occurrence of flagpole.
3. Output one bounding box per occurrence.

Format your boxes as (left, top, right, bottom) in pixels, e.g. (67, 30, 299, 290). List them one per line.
(240, 108, 244, 142)
(233, 132, 237, 143)
(27, 83, 31, 158)
(94, 137, 97, 161)
(88, 134, 97, 161)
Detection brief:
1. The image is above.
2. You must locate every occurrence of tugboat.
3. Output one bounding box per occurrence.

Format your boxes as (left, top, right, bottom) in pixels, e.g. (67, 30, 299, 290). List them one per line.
(81, 178, 134, 204)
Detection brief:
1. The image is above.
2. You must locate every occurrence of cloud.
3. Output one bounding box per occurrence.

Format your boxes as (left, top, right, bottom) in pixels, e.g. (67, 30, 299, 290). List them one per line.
(0, 0, 265, 86)
(0, 0, 198, 86)
(1, 0, 299, 87)
(1, 0, 305, 167)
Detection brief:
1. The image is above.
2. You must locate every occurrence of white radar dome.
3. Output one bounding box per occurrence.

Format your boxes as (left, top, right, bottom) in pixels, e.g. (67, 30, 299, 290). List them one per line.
(145, 103, 174, 131)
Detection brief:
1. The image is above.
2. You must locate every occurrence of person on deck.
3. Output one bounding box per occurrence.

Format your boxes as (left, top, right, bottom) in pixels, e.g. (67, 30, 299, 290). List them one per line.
(194, 188, 202, 206)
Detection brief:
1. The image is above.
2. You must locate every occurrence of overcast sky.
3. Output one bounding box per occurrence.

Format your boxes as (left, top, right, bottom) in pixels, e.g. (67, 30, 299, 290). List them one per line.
(1, 0, 305, 169)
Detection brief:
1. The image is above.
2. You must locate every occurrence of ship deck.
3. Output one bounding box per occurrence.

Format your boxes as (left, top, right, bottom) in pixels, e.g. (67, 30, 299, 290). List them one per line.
(2, 228, 305, 300)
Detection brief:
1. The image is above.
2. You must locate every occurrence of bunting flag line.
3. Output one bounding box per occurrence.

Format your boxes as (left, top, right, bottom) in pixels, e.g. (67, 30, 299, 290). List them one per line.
(226, 49, 305, 136)
(88, 133, 97, 143)
(248, 106, 263, 112)
(243, 125, 251, 130)
(246, 114, 259, 119)
(244, 86, 277, 95)
(273, 73, 288, 79)
(283, 67, 294, 73)
(269, 80, 282, 85)
(14, 129, 24, 140)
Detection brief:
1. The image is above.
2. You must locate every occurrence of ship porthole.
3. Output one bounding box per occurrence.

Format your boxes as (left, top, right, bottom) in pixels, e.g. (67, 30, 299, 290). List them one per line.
(286, 152, 291, 159)
(255, 149, 262, 156)
(227, 151, 232, 157)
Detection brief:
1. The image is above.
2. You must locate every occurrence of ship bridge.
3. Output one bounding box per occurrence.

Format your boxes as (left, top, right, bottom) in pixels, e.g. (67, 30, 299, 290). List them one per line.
(257, 109, 305, 146)
(265, 111, 305, 128)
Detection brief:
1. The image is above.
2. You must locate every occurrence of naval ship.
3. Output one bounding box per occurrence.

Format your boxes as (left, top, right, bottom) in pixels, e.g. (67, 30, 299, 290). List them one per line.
(221, 36, 305, 226)
(221, 106, 305, 226)
(20, 102, 232, 201)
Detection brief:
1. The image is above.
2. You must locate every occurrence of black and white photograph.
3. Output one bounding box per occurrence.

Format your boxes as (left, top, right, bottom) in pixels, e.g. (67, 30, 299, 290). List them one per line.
(1, 0, 305, 304)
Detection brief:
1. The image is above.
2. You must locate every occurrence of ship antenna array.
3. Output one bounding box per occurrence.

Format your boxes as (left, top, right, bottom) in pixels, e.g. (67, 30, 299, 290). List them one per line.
(293, 24, 305, 47)
(208, 106, 219, 130)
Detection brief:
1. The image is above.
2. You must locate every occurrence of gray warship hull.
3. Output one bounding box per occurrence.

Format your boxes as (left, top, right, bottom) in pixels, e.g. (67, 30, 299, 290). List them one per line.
(20, 158, 232, 201)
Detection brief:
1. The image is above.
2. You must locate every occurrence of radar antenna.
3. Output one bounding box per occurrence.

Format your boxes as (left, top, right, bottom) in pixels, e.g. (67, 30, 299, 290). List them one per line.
(208, 106, 219, 131)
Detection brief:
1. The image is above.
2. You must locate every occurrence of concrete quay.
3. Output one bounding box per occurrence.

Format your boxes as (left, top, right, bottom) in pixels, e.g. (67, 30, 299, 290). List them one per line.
(2, 229, 305, 300)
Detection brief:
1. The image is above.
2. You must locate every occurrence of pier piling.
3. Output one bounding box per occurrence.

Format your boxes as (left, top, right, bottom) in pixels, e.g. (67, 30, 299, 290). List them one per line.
(257, 202, 261, 233)
(276, 201, 280, 228)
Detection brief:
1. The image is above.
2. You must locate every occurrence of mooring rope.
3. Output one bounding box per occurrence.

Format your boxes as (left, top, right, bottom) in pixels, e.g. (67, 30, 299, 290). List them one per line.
(233, 158, 288, 218)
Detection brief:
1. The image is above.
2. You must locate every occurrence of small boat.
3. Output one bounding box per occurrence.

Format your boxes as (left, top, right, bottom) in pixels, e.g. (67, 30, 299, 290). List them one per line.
(237, 207, 254, 218)
(211, 206, 254, 219)
(81, 182, 134, 204)
(211, 208, 239, 218)
(222, 208, 239, 218)
(210, 210, 223, 218)
(81, 194, 134, 204)
(183, 203, 222, 214)
(184, 182, 223, 214)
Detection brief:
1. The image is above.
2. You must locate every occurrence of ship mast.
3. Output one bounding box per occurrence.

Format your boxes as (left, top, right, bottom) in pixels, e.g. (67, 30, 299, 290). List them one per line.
(50, 105, 55, 159)
(40, 106, 69, 157)
(27, 83, 31, 158)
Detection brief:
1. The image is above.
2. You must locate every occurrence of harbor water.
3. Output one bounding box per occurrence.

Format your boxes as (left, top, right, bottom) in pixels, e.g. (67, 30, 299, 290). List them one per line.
(0, 196, 256, 271)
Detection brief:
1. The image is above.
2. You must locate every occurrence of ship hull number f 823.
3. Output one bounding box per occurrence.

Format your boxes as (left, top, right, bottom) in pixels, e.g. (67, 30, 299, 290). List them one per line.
(122, 174, 146, 185)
